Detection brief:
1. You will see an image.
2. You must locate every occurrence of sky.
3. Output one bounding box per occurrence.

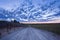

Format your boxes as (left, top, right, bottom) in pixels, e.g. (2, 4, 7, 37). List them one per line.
(0, 0, 20, 11)
(0, 0, 60, 22)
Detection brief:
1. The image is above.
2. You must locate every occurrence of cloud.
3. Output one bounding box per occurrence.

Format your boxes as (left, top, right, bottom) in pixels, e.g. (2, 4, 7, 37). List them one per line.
(0, 0, 60, 22)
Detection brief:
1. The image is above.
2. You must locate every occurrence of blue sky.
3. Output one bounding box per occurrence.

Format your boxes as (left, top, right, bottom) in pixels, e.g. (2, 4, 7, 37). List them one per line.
(0, 0, 60, 22)
(0, 0, 19, 11)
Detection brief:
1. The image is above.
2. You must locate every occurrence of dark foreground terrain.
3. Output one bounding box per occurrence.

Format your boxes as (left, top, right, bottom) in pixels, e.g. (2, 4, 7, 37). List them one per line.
(0, 21, 60, 40)
(0, 27, 60, 40)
